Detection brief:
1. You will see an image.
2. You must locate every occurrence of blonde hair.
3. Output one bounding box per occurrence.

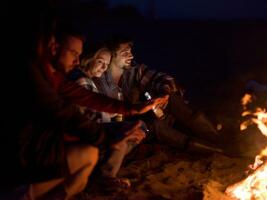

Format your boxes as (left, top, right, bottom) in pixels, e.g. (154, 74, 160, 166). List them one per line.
(80, 47, 110, 72)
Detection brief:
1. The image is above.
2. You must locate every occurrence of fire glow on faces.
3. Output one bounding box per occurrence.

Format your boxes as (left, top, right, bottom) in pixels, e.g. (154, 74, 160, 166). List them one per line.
(57, 36, 83, 74)
(87, 50, 111, 78)
(113, 43, 134, 69)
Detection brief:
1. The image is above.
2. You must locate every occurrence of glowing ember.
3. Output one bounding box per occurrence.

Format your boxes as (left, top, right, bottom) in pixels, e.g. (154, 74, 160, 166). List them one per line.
(226, 93, 267, 200)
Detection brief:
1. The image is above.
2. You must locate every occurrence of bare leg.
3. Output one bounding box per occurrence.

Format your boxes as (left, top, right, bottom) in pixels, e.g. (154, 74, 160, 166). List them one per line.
(65, 145, 98, 196)
(31, 145, 98, 199)
(101, 122, 145, 178)
(30, 179, 64, 199)
(101, 142, 128, 178)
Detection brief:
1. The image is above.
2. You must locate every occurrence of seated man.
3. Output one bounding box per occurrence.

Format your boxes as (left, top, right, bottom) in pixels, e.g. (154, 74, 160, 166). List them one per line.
(69, 44, 147, 189)
(7, 25, 167, 199)
(93, 35, 224, 153)
(4, 22, 98, 200)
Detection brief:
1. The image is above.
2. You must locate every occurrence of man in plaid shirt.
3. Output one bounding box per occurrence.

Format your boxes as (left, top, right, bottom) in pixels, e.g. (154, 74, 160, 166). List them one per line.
(94, 36, 223, 153)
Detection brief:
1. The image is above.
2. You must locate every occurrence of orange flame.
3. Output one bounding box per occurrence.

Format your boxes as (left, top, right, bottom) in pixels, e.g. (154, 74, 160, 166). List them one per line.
(226, 93, 267, 200)
(248, 147, 267, 170)
(226, 162, 267, 200)
(241, 93, 252, 109)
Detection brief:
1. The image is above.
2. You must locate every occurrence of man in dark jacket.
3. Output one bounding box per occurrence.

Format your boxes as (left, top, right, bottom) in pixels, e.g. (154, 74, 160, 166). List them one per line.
(94, 36, 224, 153)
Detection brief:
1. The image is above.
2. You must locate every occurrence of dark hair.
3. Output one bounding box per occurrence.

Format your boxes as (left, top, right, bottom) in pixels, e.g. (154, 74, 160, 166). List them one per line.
(32, 16, 57, 62)
(55, 23, 86, 45)
(106, 34, 133, 54)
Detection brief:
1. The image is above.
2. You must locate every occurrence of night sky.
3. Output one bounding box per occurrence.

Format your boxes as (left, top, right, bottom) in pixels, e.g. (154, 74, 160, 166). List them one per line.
(107, 0, 267, 19)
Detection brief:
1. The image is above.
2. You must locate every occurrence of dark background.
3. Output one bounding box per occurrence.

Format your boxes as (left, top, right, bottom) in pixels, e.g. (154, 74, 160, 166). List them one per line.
(0, 0, 267, 194)
(3, 0, 267, 119)
(1, 0, 267, 193)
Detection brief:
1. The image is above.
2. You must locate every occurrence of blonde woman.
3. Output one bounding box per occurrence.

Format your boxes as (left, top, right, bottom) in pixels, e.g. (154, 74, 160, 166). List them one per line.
(75, 46, 114, 122)
(69, 44, 146, 191)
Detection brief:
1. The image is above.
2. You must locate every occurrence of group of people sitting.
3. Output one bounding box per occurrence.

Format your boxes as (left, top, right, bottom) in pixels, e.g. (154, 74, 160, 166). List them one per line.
(5, 21, 226, 200)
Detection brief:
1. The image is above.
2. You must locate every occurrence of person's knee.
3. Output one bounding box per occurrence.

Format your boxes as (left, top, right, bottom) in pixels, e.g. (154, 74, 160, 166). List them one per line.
(70, 146, 98, 186)
(83, 146, 99, 167)
(68, 145, 99, 174)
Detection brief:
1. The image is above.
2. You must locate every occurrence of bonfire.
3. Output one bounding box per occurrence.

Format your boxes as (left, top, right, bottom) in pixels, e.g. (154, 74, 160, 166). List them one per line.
(225, 94, 267, 200)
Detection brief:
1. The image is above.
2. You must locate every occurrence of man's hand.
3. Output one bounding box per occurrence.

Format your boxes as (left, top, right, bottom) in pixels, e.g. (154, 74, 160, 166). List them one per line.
(130, 95, 169, 115)
(112, 121, 146, 150)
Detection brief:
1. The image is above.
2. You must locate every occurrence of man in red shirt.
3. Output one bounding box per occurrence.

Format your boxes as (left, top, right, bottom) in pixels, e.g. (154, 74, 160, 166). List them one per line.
(17, 25, 168, 199)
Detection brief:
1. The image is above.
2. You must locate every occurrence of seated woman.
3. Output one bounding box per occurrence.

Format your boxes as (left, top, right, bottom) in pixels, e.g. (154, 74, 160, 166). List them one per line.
(12, 25, 167, 199)
(72, 45, 115, 123)
(69, 44, 146, 191)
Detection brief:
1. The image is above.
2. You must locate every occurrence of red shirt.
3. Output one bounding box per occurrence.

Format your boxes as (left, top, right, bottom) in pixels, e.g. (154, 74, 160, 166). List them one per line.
(45, 65, 132, 115)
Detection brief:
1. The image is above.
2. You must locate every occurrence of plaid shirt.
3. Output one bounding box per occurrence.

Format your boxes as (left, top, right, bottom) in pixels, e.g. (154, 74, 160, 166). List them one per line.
(76, 75, 114, 123)
(77, 76, 99, 93)
(95, 63, 182, 104)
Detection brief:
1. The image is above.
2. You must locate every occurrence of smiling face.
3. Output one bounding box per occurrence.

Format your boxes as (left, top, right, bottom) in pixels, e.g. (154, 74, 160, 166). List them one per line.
(86, 49, 111, 78)
(112, 42, 134, 69)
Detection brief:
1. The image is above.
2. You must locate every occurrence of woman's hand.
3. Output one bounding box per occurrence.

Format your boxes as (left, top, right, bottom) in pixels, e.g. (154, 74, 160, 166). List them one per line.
(130, 95, 169, 115)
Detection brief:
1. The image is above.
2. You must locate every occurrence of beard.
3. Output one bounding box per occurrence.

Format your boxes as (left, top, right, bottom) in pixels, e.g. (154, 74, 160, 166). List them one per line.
(123, 60, 132, 69)
(123, 64, 132, 70)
